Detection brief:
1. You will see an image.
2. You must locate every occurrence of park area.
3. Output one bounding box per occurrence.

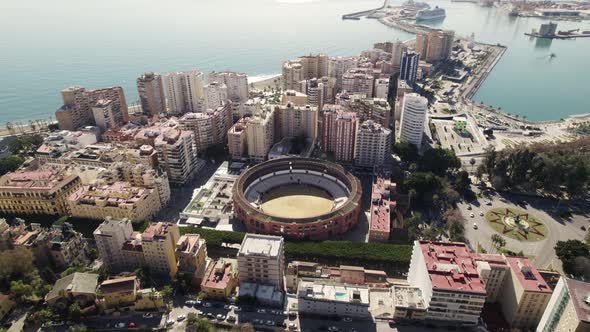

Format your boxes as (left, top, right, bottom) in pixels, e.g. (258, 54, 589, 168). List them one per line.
(485, 207, 548, 242)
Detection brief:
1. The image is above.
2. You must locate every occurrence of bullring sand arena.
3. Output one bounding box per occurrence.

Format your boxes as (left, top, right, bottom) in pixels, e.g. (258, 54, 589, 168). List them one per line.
(259, 184, 335, 218)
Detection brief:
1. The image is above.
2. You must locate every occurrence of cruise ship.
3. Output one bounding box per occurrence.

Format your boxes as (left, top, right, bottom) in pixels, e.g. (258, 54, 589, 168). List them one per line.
(415, 6, 446, 21)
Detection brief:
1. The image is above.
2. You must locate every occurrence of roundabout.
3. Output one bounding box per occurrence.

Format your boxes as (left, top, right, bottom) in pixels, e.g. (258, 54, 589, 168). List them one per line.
(485, 207, 548, 242)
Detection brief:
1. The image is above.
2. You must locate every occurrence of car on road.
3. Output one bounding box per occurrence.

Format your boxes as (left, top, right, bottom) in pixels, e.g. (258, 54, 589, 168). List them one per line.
(203, 302, 212, 307)
(253, 319, 261, 325)
(195, 300, 202, 306)
(234, 306, 242, 312)
(288, 311, 298, 318)
(266, 320, 275, 326)
(388, 319, 397, 326)
(142, 313, 154, 319)
(343, 316, 352, 322)
(257, 309, 267, 314)
(467, 205, 472, 210)
(185, 300, 196, 306)
(129, 322, 136, 328)
(473, 223, 478, 229)
(486, 201, 492, 206)
(328, 327, 339, 332)
(206, 313, 214, 319)
(216, 314, 226, 321)
(470, 212, 475, 218)
(165, 320, 175, 327)
(115, 322, 126, 328)
(177, 314, 186, 321)
(480, 211, 484, 216)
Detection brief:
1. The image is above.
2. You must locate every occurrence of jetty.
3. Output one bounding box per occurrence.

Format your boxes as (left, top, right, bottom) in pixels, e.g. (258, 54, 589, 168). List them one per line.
(342, 0, 390, 20)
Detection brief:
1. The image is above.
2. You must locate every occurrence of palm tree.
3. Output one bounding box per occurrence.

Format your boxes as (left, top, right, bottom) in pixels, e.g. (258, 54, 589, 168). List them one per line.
(469, 158, 476, 174)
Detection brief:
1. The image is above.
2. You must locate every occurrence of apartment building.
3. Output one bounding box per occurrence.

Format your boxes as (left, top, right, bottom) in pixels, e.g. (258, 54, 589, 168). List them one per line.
(391, 40, 408, 72)
(56, 86, 128, 131)
(164, 70, 205, 114)
(0, 164, 82, 216)
(399, 93, 428, 148)
(400, 51, 420, 84)
(415, 30, 455, 63)
(300, 77, 337, 110)
(67, 181, 162, 223)
(48, 223, 85, 269)
(537, 277, 590, 332)
(141, 222, 180, 279)
(275, 103, 318, 142)
(407, 241, 487, 325)
(228, 117, 249, 159)
(93, 217, 135, 272)
(201, 258, 239, 299)
(374, 78, 390, 100)
(137, 72, 167, 116)
(203, 81, 228, 109)
(472, 253, 510, 303)
(134, 122, 201, 185)
(176, 234, 208, 286)
(237, 234, 285, 290)
(178, 102, 232, 153)
(208, 71, 249, 103)
(321, 104, 358, 162)
(328, 56, 358, 91)
(96, 276, 164, 311)
(340, 95, 391, 128)
(342, 69, 374, 97)
(297, 280, 371, 319)
(246, 107, 275, 161)
(500, 256, 552, 329)
(282, 54, 329, 91)
(354, 120, 392, 168)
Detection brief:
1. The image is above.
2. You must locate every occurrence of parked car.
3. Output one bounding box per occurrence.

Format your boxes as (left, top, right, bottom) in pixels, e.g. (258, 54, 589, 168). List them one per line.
(234, 306, 242, 312)
(227, 316, 237, 322)
(142, 313, 154, 319)
(266, 320, 275, 326)
(480, 211, 484, 216)
(257, 309, 267, 314)
(328, 327, 339, 332)
(470, 212, 475, 218)
(223, 304, 231, 310)
(165, 319, 175, 327)
(473, 223, 478, 229)
(185, 300, 196, 306)
(203, 302, 212, 307)
(115, 322, 126, 328)
(343, 316, 352, 322)
(216, 314, 226, 321)
(177, 314, 186, 321)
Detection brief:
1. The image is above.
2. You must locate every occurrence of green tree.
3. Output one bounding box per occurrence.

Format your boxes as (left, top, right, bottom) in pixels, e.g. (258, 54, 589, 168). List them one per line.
(555, 240, 590, 278)
(420, 148, 461, 176)
(10, 280, 34, 303)
(0, 247, 36, 287)
(393, 141, 419, 163)
(0, 155, 24, 176)
(454, 170, 472, 194)
(68, 303, 82, 320)
(161, 285, 173, 302)
(67, 325, 89, 332)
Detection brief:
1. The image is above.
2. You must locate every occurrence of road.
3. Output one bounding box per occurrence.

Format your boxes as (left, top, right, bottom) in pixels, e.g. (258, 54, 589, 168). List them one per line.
(459, 185, 589, 271)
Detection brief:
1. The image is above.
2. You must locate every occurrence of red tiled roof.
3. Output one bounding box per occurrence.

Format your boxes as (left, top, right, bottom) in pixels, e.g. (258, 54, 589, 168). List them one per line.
(505, 256, 551, 293)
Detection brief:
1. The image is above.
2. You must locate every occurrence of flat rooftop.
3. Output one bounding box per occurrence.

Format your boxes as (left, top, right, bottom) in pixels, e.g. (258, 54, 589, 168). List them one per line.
(417, 240, 486, 295)
(298, 280, 369, 305)
(238, 233, 283, 258)
(393, 286, 426, 310)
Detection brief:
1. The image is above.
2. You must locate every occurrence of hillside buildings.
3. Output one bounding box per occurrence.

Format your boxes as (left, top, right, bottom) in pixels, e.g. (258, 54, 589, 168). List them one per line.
(96, 276, 164, 311)
(537, 277, 590, 332)
(141, 222, 180, 279)
(354, 120, 391, 168)
(56, 86, 128, 131)
(399, 93, 428, 148)
(164, 70, 205, 114)
(45, 272, 99, 310)
(137, 72, 166, 117)
(93, 217, 135, 272)
(0, 164, 82, 216)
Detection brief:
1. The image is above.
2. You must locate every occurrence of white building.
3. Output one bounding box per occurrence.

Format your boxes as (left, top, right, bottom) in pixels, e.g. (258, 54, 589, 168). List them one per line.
(204, 81, 228, 109)
(354, 120, 391, 168)
(297, 280, 371, 318)
(399, 93, 428, 148)
(246, 107, 275, 161)
(407, 241, 487, 325)
(342, 69, 374, 97)
(164, 70, 205, 114)
(374, 78, 389, 100)
(537, 277, 590, 332)
(237, 234, 285, 290)
(93, 217, 134, 272)
(276, 103, 319, 142)
(208, 71, 249, 103)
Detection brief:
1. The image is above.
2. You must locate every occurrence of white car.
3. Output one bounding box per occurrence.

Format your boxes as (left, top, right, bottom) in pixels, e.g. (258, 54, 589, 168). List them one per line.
(480, 211, 484, 216)
(203, 302, 212, 307)
(115, 322, 126, 328)
(470, 212, 475, 218)
(216, 314, 226, 321)
(473, 223, 478, 229)
(177, 314, 186, 321)
(142, 313, 154, 319)
(165, 319, 175, 326)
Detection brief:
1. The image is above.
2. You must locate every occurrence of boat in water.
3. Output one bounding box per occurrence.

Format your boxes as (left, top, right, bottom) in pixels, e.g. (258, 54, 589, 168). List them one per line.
(415, 6, 446, 21)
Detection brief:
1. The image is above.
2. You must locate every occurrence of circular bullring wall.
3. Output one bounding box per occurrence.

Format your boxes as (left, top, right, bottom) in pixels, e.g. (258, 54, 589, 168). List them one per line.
(232, 158, 362, 240)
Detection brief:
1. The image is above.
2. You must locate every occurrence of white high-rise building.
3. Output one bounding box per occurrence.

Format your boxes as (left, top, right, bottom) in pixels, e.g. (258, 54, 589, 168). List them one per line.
(208, 71, 249, 103)
(354, 120, 391, 168)
(164, 70, 205, 114)
(93, 217, 134, 272)
(237, 234, 285, 290)
(204, 81, 228, 109)
(537, 277, 590, 332)
(374, 78, 389, 99)
(399, 93, 428, 147)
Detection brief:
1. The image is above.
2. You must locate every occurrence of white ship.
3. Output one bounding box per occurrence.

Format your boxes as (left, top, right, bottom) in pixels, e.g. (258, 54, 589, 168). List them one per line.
(415, 6, 446, 21)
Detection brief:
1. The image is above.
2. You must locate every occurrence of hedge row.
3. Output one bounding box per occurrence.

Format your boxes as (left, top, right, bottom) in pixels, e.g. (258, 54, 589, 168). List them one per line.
(179, 227, 412, 267)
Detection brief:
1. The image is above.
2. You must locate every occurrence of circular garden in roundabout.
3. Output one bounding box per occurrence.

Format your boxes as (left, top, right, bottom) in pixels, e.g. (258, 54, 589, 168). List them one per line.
(484, 207, 548, 241)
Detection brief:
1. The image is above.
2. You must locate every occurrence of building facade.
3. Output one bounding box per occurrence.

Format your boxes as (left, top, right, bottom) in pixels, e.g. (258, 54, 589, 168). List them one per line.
(141, 222, 180, 279)
(228, 117, 249, 159)
(208, 71, 249, 104)
(400, 51, 420, 84)
(178, 102, 232, 153)
(537, 277, 590, 332)
(354, 120, 391, 168)
(203, 81, 228, 109)
(341, 69, 374, 97)
(137, 72, 167, 116)
(399, 93, 428, 148)
(246, 107, 275, 161)
(321, 104, 358, 162)
(93, 217, 134, 272)
(164, 70, 205, 114)
(297, 280, 371, 318)
(276, 103, 318, 142)
(176, 234, 208, 286)
(237, 234, 285, 290)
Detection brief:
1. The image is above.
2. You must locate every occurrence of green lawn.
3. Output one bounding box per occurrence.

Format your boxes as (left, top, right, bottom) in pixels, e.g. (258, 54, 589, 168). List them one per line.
(485, 207, 548, 242)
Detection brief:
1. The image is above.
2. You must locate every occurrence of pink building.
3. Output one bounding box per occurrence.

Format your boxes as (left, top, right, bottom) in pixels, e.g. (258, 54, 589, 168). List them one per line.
(368, 176, 396, 242)
(227, 117, 249, 160)
(321, 104, 357, 162)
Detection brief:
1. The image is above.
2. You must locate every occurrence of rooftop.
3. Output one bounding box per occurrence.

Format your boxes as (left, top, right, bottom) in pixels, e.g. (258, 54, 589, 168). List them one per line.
(46, 272, 99, 302)
(505, 256, 551, 293)
(142, 222, 175, 242)
(98, 276, 138, 294)
(417, 240, 486, 295)
(238, 234, 284, 258)
(298, 280, 370, 305)
(202, 259, 237, 290)
(369, 176, 396, 235)
(0, 164, 78, 191)
(393, 286, 426, 310)
(564, 277, 590, 324)
(68, 181, 153, 205)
